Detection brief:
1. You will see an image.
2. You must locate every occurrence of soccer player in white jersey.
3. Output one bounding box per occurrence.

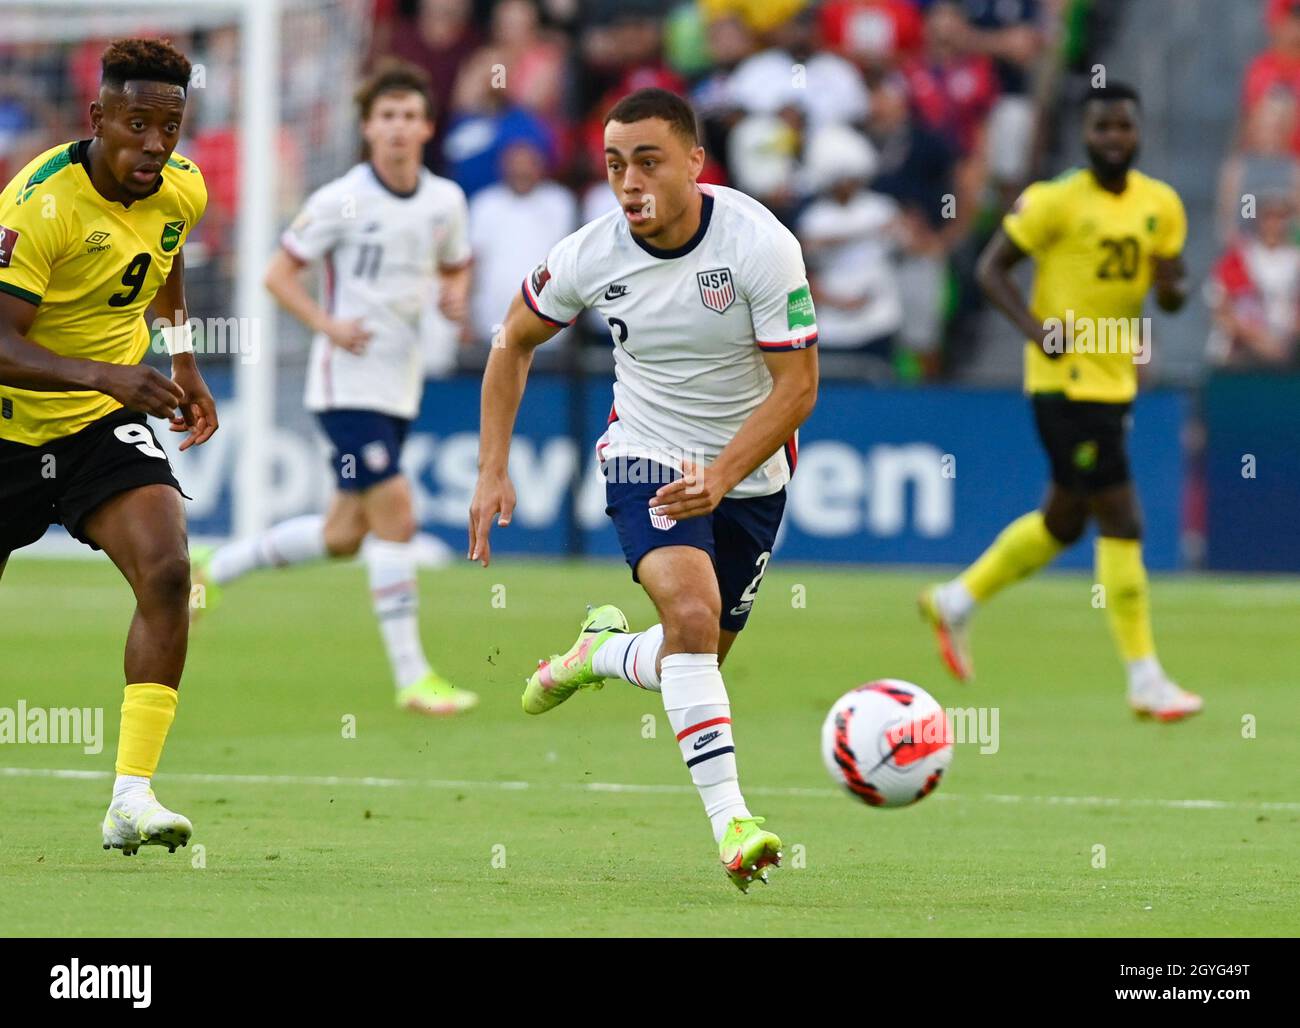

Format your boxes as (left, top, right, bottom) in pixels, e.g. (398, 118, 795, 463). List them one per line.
(469, 89, 819, 890)
(197, 61, 477, 715)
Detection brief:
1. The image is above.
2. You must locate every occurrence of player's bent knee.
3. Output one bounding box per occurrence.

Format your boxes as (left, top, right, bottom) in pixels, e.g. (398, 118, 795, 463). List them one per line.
(660, 596, 721, 653)
(1046, 517, 1086, 546)
(136, 553, 192, 610)
(326, 533, 365, 559)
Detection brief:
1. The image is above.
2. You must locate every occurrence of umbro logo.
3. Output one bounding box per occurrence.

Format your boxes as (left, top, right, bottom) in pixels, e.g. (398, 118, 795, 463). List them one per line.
(604, 283, 629, 300)
(693, 730, 722, 751)
(84, 230, 111, 253)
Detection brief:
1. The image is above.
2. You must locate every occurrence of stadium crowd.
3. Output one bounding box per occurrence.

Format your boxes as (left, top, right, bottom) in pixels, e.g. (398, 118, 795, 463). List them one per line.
(5, 1, 1294, 376)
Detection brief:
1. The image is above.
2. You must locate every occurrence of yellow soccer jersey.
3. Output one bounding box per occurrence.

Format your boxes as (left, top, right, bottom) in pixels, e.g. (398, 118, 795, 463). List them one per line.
(1002, 167, 1186, 403)
(0, 139, 207, 445)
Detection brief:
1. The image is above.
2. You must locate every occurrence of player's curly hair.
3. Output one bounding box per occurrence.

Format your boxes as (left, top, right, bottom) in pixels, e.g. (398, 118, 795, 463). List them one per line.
(100, 38, 192, 90)
(355, 58, 434, 121)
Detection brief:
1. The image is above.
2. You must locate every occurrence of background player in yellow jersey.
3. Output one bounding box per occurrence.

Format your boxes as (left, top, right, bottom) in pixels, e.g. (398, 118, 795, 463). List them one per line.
(0, 39, 218, 852)
(920, 82, 1203, 722)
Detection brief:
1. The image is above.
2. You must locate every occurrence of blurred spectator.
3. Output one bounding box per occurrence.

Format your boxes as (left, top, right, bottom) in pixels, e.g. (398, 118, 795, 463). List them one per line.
(901, 1, 998, 159)
(576, 11, 689, 185)
(819, 0, 925, 69)
(925, 0, 1044, 95)
(728, 102, 806, 223)
(725, 6, 870, 128)
(488, 0, 567, 118)
(1218, 89, 1300, 243)
(442, 47, 556, 197)
(866, 74, 958, 237)
(1242, 0, 1300, 155)
(699, 0, 811, 35)
(864, 74, 957, 359)
(0, 72, 58, 184)
(933, 0, 1044, 192)
(385, 0, 484, 170)
(798, 124, 903, 361)
(468, 139, 577, 343)
(1207, 194, 1300, 369)
(691, 14, 758, 166)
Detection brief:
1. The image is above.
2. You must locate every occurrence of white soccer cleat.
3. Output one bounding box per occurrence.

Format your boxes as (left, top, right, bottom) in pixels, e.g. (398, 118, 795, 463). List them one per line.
(102, 789, 193, 856)
(1128, 678, 1203, 723)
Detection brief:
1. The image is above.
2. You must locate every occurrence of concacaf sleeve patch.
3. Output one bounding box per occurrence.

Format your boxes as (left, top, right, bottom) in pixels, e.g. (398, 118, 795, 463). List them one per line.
(0, 225, 19, 268)
(786, 283, 815, 330)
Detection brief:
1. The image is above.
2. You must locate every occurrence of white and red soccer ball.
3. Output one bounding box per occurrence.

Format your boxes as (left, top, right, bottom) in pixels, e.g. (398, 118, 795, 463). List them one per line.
(821, 679, 954, 808)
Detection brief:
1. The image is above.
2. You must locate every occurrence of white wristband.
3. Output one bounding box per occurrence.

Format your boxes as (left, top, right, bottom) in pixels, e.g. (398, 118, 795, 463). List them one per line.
(161, 322, 194, 356)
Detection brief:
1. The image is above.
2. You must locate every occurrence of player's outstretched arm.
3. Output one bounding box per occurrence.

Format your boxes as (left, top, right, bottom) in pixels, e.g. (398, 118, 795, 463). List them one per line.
(975, 228, 1057, 357)
(152, 250, 218, 450)
(652, 346, 819, 521)
(468, 291, 561, 566)
(0, 292, 182, 417)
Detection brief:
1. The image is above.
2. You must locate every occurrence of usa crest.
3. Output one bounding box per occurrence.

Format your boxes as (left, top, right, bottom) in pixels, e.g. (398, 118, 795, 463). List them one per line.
(697, 267, 735, 314)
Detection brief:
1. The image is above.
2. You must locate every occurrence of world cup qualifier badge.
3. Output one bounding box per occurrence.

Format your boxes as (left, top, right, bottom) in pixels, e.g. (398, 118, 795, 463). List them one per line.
(160, 220, 185, 253)
(0, 224, 18, 267)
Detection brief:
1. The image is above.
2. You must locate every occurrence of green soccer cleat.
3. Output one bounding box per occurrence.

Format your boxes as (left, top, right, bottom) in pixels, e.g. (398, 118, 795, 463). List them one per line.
(719, 815, 782, 893)
(397, 672, 478, 716)
(521, 604, 628, 715)
(188, 543, 222, 623)
(102, 790, 193, 856)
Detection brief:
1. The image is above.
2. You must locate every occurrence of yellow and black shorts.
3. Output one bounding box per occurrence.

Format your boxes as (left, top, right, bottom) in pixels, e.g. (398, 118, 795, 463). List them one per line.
(1030, 393, 1133, 495)
(0, 408, 181, 558)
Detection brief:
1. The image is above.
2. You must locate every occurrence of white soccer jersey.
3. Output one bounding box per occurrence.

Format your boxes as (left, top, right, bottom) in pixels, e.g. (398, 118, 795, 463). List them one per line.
(282, 162, 471, 419)
(523, 184, 818, 499)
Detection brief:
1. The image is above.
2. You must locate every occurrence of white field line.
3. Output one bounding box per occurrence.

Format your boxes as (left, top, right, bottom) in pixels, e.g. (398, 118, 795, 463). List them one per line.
(3, 766, 1298, 813)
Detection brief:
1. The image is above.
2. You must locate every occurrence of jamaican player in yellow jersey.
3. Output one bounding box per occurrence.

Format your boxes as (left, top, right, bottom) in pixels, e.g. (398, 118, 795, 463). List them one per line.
(920, 83, 1202, 722)
(0, 39, 219, 852)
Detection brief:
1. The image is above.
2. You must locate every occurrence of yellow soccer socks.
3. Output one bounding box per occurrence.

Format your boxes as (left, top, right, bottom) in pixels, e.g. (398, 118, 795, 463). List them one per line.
(958, 511, 1066, 606)
(115, 682, 178, 783)
(1095, 536, 1156, 666)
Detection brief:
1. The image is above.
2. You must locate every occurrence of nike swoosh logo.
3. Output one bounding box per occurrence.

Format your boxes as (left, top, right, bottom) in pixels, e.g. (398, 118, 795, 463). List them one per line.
(693, 730, 722, 750)
(604, 285, 628, 300)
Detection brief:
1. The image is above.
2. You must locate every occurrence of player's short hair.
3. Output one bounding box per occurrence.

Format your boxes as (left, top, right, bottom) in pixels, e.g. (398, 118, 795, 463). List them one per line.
(355, 58, 434, 121)
(1085, 82, 1141, 109)
(100, 38, 192, 91)
(605, 88, 699, 147)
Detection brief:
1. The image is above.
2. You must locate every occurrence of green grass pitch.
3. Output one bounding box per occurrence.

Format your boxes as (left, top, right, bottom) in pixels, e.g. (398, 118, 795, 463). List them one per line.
(1, 556, 1297, 937)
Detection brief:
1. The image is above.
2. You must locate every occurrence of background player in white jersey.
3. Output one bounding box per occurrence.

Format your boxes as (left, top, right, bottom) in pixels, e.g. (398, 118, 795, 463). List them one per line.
(469, 89, 819, 891)
(198, 61, 476, 716)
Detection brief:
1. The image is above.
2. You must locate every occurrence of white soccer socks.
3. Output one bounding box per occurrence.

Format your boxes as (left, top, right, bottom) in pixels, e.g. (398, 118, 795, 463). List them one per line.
(660, 653, 751, 843)
(209, 514, 328, 585)
(366, 538, 432, 689)
(592, 622, 665, 691)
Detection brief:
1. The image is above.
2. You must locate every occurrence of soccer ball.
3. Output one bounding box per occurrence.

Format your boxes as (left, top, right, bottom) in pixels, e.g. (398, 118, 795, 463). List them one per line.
(821, 679, 953, 807)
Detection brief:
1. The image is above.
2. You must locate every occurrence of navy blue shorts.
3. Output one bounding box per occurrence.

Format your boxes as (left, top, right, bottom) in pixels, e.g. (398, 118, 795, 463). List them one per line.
(604, 458, 786, 633)
(316, 409, 410, 492)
